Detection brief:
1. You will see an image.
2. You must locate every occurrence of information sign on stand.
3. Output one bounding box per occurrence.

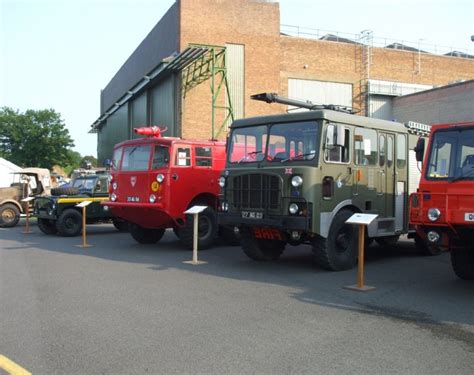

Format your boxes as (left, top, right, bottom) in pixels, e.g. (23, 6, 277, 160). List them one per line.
(343, 213, 378, 292)
(75, 201, 93, 248)
(183, 205, 208, 265)
(21, 197, 35, 234)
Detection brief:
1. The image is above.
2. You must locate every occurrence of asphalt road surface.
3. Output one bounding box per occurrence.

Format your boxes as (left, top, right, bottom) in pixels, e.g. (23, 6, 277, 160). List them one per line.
(1, 220, 473, 374)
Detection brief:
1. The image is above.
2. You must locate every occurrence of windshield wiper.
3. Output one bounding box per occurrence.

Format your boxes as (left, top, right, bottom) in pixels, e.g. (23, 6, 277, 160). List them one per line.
(281, 152, 315, 163)
(449, 168, 474, 183)
(238, 150, 263, 163)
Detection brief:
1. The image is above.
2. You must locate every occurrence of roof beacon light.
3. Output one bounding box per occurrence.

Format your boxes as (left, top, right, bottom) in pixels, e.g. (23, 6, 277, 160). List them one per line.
(134, 126, 168, 138)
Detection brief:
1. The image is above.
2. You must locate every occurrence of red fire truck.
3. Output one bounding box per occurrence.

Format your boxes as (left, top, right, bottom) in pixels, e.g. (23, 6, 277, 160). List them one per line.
(409, 121, 474, 279)
(105, 126, 228, 249)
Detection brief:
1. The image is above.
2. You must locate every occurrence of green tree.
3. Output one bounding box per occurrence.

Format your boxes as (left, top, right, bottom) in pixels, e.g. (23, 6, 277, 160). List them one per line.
(0, 107, 75, 169)
(80, 155, 98, 168)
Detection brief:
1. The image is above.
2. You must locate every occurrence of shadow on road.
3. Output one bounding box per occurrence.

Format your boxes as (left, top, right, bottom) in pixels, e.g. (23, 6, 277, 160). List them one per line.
(2, 219, 474, 341)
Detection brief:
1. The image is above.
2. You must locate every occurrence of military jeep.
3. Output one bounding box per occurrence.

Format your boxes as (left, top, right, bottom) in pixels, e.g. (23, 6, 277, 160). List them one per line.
(34, 173, 128, 236)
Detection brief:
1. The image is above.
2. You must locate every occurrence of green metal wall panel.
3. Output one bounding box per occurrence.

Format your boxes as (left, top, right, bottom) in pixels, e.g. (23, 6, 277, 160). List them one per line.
(151, 76, 176, 136)
(131, 93, 148, 139)
(97, 105, 129, 164)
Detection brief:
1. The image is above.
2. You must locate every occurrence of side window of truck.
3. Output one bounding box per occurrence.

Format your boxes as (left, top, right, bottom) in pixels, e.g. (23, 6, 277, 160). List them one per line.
(354, 128, 377, 165)
(324, 124, 350, 163)
(175, 147, 191, 167)
(195, 147, 212, 167)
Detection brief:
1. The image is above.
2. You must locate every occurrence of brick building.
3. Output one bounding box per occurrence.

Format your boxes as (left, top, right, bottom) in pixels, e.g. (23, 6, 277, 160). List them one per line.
(91, 0, 474, 162)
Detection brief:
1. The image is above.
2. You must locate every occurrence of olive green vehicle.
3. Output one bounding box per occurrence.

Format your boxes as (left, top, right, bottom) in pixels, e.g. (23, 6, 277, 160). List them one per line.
(34, 173, 128, 236)
(218, 93, 428, 271)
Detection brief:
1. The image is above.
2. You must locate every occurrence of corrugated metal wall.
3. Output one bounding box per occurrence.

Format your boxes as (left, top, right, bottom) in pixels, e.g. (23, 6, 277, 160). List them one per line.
(131, 93, 147, 139)
(98, 105, 129, 163)
(151, 76, 176, 136)
(226, 43, 245, 125)
(288, 79, 352, 111)
(369, 95, 393, 120)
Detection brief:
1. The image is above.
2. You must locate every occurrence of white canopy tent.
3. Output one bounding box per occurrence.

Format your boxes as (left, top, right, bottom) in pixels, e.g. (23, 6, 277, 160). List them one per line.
(0, 157, 22, 188)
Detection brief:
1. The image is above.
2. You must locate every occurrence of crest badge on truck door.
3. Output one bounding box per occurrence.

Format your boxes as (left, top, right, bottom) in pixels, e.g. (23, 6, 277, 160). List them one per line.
(130, 176, 137, 187)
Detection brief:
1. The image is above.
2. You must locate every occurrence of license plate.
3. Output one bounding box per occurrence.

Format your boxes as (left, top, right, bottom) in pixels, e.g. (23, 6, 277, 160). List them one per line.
(241, 211, 263, 219)
(465, 213, 474, 222)
(127, 196, 140, 202)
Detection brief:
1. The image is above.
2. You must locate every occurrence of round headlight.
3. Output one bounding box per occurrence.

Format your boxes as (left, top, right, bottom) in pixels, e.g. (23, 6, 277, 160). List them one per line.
(112, 182, 118, 190)
(289, 203, 299, 214)
(156, 174, 165, 183)
(110, 193, 117, 202)
(218, 177, 226, 188)
(427, 231, 440, 243)
(291, 176, 303, 187)
(149, 194, 156, 203)
(427, 208, 441, 221)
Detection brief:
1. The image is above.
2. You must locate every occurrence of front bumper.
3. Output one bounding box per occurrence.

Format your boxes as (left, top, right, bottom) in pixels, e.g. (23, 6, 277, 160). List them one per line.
(218, 210, 311, 232)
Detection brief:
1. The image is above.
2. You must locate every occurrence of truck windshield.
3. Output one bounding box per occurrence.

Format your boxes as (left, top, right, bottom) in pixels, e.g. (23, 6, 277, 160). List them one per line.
(121, 145, 151, 171)
(72, 177, 97, 190)
(228, 121, 318, 163)
(426, 127, 474, 180)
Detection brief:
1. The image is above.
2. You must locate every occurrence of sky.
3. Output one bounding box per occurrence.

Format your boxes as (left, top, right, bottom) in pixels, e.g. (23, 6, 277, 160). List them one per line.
(1, 0, 473, 157)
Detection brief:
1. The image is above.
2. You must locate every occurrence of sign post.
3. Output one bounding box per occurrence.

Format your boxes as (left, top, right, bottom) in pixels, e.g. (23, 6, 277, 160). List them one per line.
(21, 197, 35, 234)
(183, 205, 208, 265)
(75, 201, 93, 248)
(344, 213, 378, 292)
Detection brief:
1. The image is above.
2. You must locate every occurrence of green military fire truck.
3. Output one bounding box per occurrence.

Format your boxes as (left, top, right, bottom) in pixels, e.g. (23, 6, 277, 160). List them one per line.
(218, 93, 428, 271)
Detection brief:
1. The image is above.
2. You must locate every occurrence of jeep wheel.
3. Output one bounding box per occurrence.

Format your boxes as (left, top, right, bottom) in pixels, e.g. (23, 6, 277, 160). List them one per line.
(51, 187, 80, 196)
(0, 203, 21, 228)
(56, 209, 82, 237)
(112, 219, 129, 232)
(130, 223, 165, 244)
(177, 207, 217, 250)
(240, 227, 286, 261)
(312, 209, 358, 271)
(37, 218, 58, 235)
(414, 234, 441, 256)
(451, 247, 474, 280)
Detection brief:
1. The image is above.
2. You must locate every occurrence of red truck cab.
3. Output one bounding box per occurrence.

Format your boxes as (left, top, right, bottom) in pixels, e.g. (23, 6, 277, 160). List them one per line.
(105, 127, 227, 249)
(409, 121, 474, 279)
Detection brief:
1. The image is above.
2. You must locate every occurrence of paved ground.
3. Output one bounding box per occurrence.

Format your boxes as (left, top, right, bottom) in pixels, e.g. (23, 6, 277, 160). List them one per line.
(1, 220, 473, 374)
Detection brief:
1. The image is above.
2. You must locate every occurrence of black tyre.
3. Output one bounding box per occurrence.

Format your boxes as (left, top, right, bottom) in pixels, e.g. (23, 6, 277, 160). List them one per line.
(37, 218, 57, 235)
(375, 235, 400, 247)
(414, 234, 441, 256)
(0, 203, 21, 228)
(176, 207, 218, 250)
(56, 209, 83, 237)
(451, 247, 474, 280)
(112, 218, 129, 232)
(130, 223, 165, 244)
(312, 209, 358, 271)
(240, 227, 286, 261)
(51, 187, 80, 196)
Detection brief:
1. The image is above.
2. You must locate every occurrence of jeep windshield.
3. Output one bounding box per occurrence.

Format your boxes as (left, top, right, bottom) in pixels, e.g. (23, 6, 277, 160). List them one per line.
(426, 127, 474, 181)
(72, 176, 97, 190)
(228, 121, 319, 164)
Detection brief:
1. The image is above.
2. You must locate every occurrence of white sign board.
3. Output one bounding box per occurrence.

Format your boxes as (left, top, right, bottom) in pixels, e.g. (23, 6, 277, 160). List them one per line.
(345, 213, 378, 225)
(76, 200, 92, 208)
(184, 205, 208, 214)
(21, 197, 35, 202)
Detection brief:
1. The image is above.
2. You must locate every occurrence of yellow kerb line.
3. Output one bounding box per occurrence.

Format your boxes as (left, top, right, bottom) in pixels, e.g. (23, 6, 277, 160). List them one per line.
(0, 355, 32, 375)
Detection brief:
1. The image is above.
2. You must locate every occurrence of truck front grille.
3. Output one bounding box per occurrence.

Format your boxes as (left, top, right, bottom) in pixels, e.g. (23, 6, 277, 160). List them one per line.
(230, 174, 281, 210)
